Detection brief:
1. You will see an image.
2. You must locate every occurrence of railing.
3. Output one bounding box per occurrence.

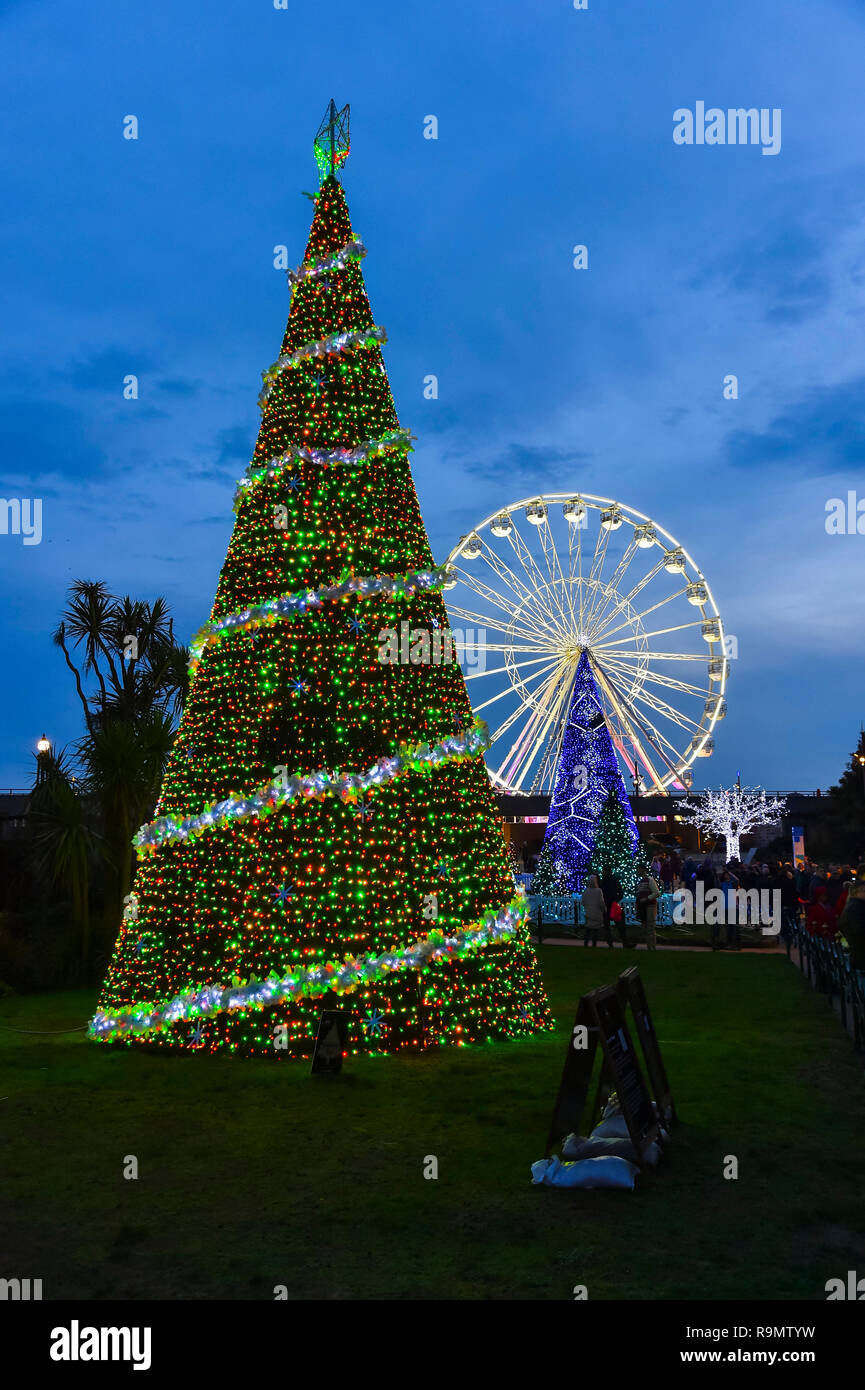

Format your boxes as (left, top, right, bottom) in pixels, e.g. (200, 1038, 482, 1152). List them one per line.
(526, 892, 680, 929)
(789, 921, 865, 1051)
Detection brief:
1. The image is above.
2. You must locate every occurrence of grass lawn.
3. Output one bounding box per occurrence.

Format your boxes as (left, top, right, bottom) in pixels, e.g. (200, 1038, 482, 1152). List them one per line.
(1, 946, 863, 1301)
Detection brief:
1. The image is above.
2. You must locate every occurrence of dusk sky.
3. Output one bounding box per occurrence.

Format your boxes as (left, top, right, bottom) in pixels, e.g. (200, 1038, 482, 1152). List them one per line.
(2, 0, 864, 791)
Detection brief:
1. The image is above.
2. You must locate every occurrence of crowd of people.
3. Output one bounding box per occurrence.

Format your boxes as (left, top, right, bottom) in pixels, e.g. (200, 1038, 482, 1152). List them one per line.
(527, 844, 865, 977)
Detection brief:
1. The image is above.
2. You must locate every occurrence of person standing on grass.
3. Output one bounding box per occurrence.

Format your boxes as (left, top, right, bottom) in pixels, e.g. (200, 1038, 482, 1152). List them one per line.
(635, 871, 660, 950)
(838, 879, 865, 995)
(775, 863, 799, 943)
(581, 873, 610, 948)
(719, 869, 741, 950)
(659, 854, 674, 894)
(600, 864, 624, 947)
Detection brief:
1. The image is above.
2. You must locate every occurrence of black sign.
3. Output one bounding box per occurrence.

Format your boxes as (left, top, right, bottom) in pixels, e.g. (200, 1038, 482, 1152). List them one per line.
(546, 986, 660, 1158)
(545, 994, 600, 1154)
(591, 986, 658, 1155)
(617, 966, 676, 1125)
(311, 1011, 348, 1075)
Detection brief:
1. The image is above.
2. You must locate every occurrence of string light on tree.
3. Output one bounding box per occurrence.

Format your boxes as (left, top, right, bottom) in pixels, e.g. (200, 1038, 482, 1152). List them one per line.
(89, 101, 552, 1058)
(682, 784, 787, 863)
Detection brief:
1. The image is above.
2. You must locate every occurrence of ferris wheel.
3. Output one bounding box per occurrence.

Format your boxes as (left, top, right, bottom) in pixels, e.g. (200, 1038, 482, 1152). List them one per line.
(442, 493, 728, 795)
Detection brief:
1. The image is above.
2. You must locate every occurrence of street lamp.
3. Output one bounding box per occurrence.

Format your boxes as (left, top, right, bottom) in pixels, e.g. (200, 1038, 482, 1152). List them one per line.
(856, 752, 865, 797)
(36, 732, 52, 786)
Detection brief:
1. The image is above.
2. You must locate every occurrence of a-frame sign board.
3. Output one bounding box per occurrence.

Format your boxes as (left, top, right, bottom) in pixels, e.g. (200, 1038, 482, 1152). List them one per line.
(310, 1010, 348, 1075)
(617, 966, 676, 1126)
(545, 985, 660, 1159)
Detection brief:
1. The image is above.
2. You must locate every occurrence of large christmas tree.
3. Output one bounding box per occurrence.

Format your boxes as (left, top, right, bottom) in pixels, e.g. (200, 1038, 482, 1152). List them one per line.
(90, 103, 552, 1058)
(531, 650, 640, 893)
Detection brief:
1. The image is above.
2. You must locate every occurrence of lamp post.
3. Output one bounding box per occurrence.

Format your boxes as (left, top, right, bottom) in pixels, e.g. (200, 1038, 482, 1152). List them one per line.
(856, 753, 865, 798)
(36, 732, 51, 785)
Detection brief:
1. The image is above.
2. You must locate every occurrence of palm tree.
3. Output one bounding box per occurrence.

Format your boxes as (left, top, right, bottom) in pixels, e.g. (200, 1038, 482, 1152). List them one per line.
(77, 710, 176, 908)
(47, 580, 188, 930)
(27, 750, 99, 976)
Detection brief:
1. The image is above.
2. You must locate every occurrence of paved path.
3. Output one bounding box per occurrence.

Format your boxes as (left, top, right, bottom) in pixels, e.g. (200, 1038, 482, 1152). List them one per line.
(531, 935, 784, 955)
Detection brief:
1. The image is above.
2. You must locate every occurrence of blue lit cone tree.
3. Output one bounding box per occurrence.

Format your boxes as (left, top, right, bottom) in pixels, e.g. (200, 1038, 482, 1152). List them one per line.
(90, 109, 552, 1057)
(532, 650, 641, 893)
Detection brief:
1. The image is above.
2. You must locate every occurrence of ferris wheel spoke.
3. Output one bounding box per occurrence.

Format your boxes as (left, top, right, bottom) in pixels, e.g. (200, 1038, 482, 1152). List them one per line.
(597, 619, 707, 649)
(479, 652, 571, 707)
(591, 585, 689, 646)
(448, 571, 564, 645)
(503, 523, 573, 634)
(598, 657, 708, 700)
(569, 512, 587, 636)
(589, 659, 671, 792)
(609, 676, 705, 735)
(594, 647, 712, 664)
(454, 551, 565, 647)
(584, 537, 639, 638)
(469, 545, 558, 623)
(603, 680, 691, 790)
(607, 557, 668, 616)
(604, 667, 699, 765)
(490, 664, 572, 788)
(445, 591, 565, 649)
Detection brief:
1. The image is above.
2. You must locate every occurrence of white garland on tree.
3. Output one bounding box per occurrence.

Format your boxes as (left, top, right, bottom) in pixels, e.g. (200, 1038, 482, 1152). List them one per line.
(682, 784, 787, 863)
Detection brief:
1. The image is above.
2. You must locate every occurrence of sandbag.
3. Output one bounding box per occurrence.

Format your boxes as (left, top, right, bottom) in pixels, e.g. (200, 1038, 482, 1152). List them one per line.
(531, 1154, 639, 1190)
(563, 1133, 640, 1163)
(590, 1114, 630, 1140)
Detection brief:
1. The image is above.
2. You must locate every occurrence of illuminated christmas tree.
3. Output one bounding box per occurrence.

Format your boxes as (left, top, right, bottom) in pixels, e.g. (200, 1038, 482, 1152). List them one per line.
(682, 784, 787, 863)
(587, 791, 651, 895)
(531, 651, 640, 893)
(90, 102, 552, 1057)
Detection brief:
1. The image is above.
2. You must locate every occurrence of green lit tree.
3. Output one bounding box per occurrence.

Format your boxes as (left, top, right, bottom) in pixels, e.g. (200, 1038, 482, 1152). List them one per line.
(587, 791, 651, 895)
(90, 105, 552, 1057)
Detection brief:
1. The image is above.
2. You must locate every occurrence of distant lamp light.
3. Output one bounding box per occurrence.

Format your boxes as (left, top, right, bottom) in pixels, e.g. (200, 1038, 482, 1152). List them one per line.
(686, 581, 708, 606)
(37, 733, 51, 755)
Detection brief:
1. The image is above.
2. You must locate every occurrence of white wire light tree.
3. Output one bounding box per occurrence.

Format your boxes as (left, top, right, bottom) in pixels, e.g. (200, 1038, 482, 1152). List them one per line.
(682, 785, 787, 863)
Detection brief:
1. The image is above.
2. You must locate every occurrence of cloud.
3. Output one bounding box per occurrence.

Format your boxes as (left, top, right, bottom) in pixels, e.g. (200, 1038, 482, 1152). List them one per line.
(156, 377, 201, 397)
(722, 377, 865, 473)
(461, 441, 593, 484)
(694, 223, 832, 325)
(189, 423, 252, 483)
(0, 397, 108, 481)
(66, 347, 157, 392)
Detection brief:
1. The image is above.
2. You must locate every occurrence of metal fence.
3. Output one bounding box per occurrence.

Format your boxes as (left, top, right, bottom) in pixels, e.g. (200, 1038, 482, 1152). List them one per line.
(788, 922, 865, 1052)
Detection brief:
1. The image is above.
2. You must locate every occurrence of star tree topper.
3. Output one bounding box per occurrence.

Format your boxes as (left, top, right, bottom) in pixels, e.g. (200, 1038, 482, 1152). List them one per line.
(314, 99, 350, 183)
